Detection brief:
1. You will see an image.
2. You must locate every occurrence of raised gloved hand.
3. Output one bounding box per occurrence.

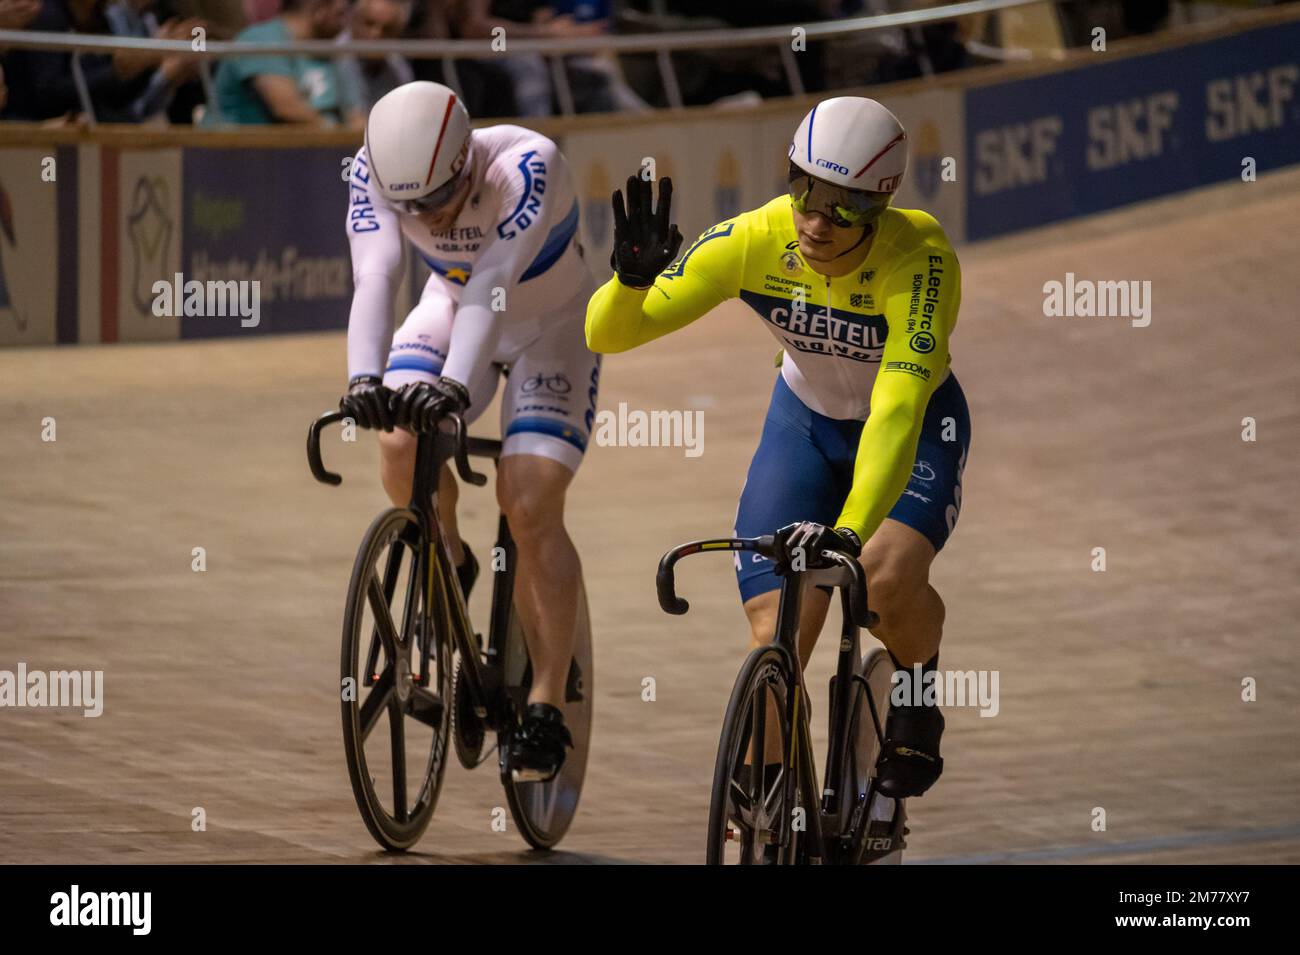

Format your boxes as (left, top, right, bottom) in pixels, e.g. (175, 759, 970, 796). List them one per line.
(339, 375, 397, 431)
(394, 377, 471, 433)
(610, 174, 684, 289)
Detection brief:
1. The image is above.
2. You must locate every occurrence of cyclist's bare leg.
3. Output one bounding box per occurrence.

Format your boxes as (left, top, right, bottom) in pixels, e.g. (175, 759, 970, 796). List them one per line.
(742, 584, 831, 666)
(496, 453, 579, 710)
(377, 428, 465, 564)
(859, 519, 942, 667)
(741, 583, 832, 765)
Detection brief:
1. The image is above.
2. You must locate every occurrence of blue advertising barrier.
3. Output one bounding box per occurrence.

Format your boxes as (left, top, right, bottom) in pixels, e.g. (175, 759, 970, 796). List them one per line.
(181, 147, 353, 337)
(965, 19, 1300, 240)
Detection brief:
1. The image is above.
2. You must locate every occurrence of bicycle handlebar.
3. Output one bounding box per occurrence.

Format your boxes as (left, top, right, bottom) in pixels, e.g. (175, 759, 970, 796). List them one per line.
(307, 410, 347, 485)
(655, 534, 878, 630)
(447, 414, 488, 487)
(306, 410, 488, 487)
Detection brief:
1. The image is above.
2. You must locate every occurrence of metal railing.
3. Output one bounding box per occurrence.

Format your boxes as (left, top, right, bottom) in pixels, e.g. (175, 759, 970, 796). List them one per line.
(0, 0, 1054, 125)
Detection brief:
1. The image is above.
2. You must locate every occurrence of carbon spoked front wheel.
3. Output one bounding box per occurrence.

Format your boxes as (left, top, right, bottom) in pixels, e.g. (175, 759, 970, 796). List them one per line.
(340, 508, 452, 851)
(501, 583, 594, 850)
(706, 647, 797, 865)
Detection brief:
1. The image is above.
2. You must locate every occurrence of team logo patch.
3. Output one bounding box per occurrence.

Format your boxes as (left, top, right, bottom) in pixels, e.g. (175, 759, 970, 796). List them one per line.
(860, 269, 875, 283)
(849, 292, 874, 309)
(781, 250, 803, 276)
(910, 331, 936, 354)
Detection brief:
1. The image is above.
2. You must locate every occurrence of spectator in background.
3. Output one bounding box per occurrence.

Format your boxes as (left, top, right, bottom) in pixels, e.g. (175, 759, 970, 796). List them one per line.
(0, 0, 41, 29)
(1, 0, 168, 121)
(455, 0, 643, 115)
(210, 0, 360, 125)
(241, 0, 278, 22)
(337, 0, 413, 111)
(551, 0, 647, 112)
(0, 0, 43, 114)
(156, 0, 245, 38)
(105, 0, 206, 122)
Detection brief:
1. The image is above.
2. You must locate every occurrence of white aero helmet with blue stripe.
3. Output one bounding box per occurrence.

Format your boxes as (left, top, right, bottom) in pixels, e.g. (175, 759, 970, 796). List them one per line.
(789, 96, 908, 195)
(365, 81, 471, 206)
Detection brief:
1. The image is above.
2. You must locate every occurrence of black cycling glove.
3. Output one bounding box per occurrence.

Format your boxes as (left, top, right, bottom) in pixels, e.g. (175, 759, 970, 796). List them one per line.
(394, 378, 471, 433)
(339, 375, 397, 431)
(610, 174, 684, 288)
(774, 521, 862, 572)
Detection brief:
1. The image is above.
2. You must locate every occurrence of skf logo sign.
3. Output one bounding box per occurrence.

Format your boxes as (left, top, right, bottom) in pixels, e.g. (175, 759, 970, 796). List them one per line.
(1086, 92, 1178, 171)
(816, 158, 849, 175)
(974, 116, 1063, 196)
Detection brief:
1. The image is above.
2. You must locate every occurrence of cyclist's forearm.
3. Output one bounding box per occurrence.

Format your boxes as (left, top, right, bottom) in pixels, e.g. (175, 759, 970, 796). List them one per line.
(585, 276, 707, 353)
(835, 400, 926, 543)
(347, 272, 399, 380)
(441, 301, 502, 390)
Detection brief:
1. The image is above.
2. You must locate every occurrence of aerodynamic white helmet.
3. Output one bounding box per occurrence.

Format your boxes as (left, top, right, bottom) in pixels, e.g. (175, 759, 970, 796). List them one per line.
(365, 81, 472, 209)
(789, 96, 908, 194)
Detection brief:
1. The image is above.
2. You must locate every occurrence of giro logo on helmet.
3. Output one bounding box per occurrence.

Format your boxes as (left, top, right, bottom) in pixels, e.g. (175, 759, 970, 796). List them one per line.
(816, 158, 850, 175)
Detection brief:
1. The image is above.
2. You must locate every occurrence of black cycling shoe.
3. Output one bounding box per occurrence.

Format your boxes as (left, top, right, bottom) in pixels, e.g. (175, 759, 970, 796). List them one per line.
(509, 703, 573, 782)
(456, 544, 479, 600)
(875, 703, 945, 799)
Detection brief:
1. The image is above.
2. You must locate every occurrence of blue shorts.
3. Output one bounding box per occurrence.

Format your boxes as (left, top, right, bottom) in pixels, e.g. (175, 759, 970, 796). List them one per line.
(734, 372, 971, 603)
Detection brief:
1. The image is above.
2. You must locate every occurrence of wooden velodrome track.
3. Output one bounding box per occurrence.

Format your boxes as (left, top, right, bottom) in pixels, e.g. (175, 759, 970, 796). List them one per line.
(2, 167, 1298, 865)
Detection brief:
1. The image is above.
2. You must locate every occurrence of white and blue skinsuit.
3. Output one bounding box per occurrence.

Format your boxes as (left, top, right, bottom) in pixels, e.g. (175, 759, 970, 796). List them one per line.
(345, 124, 600, 471)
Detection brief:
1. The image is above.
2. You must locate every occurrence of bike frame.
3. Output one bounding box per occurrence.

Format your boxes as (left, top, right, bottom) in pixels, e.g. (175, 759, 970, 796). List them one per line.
(769, 571, 867, 864)
(308, 410, 523, 737)
(657, 536, 882, 865)
(412, 426, 526, 736)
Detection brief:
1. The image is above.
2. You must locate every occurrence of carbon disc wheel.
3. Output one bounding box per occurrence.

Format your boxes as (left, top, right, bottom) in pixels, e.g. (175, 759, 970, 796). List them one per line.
(500, 583, 594, 850)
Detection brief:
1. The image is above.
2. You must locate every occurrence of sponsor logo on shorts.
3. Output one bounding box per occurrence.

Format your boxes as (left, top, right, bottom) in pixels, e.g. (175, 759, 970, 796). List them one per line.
(520, 371, 571, 396)
(912, 461, 937, 483)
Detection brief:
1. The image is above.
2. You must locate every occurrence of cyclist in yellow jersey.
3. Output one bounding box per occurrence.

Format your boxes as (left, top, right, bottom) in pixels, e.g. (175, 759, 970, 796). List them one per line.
(586, 97, 970, 798)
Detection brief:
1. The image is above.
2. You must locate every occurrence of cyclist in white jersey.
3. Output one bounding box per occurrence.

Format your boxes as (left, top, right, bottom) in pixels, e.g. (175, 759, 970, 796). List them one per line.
(341, 81, 600, 781)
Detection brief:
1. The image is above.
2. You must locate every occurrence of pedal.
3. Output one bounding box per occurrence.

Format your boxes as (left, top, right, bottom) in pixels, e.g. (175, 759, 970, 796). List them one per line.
(511, 766, 557, 784)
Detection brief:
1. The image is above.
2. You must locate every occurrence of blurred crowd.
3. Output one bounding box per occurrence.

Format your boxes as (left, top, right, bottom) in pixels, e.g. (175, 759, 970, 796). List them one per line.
(0, 0, 1294, 125)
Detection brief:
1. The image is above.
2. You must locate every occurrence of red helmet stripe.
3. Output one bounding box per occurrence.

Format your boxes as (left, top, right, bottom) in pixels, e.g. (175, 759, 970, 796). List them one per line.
(424, 95, 458, 187)
(852, 132, 905, 181)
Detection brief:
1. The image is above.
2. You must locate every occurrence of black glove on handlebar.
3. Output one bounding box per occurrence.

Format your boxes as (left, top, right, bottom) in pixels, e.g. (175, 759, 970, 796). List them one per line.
(394, 377, 471, 433)
(340, 375, 396, 432)
(774, 522, 862, 573)
(610, 174, 684, 288)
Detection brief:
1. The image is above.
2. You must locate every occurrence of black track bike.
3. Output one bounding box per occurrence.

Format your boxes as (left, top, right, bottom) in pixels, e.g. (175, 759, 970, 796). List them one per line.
(657, 535, 906, 864)
(308, 410, 593, 852)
